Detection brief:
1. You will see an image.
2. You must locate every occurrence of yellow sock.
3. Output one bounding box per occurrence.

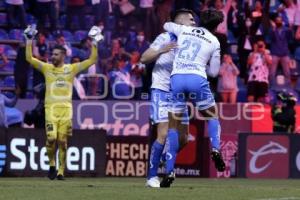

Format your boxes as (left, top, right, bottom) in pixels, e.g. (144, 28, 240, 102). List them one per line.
(46, 141, 56, 167)
(58, 143, 67, 176)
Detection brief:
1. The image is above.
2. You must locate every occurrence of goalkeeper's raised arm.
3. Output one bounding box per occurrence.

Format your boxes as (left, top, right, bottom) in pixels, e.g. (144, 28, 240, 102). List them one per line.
(72, 26, 102, 74)
(24, 25, 47, 71)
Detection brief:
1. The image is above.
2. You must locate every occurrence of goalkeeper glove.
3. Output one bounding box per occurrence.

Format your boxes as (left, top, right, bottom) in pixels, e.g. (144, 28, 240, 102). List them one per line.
(88, 26, 104, 45)
(24, 25, 38, 40)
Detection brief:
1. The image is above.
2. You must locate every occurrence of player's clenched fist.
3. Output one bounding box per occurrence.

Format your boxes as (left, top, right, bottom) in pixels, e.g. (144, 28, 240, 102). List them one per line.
(24, 25, 38, 40)
(88, 26, 104, 44)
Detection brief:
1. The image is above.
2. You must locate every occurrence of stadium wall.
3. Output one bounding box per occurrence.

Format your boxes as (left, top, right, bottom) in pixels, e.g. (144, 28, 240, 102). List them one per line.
(3, 100, 299, 178)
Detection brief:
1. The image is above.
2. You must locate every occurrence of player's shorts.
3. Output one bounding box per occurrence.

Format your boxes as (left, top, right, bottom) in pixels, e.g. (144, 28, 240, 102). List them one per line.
(247, 81, 268, 99)
(170, 74, 216, 113)
(150, 88, 189, 124)
(45, 104, 73, 142)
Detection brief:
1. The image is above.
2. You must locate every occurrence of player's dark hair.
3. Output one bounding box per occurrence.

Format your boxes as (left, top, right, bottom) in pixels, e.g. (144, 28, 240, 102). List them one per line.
(53, 45, 67, 55)
(200, 9, 224, 32)
(170, 8, 195, 22)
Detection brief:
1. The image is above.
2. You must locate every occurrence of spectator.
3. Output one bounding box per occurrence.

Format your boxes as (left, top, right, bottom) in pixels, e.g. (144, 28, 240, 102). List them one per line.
(108, 56, 133, 99)
(0, 46, 8, 68)
(112, 19, 130, 45)
(54, 34, 72, 59)
(156, 0, 173, 33)
(0, 92, 22, 128)
(228, 0, 239, 35)
(23, 83, 45, 128)
(214, 0, 233, 55)
(14, 44, 29, 98)
(139, 0, 159, 41)
(92, 0, 109, 25)
(247, 40, 272, 102)
(269, 15, 293, 85)
(127, 51, 144, 100)
(217, 54, 239, 103)
(109, 38, 131, 61)
(237, 16, 255, 80)
(5, 0, 26, 29)
(32, 32, 48, 86)
(295, 2, 300, 43)
(76, 37, 97, 96)
(71, 56, 87, 100)
(296, 25, 300, 41)
(66, 0, 86, 30)
(36, 0, 58, 32)
(125, 31, 150, 54)
(277, 0, 298, 27)
(245, 0, 271, 41)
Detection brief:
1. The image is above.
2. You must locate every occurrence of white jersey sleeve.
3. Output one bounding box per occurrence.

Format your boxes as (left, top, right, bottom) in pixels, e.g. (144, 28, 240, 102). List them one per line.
(207, 41, 221, 77)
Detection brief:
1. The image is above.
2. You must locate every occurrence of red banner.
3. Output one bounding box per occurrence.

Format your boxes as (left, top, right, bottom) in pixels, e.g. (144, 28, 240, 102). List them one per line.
(209, 134, 238, 178)
(245, 135, 289, 178)
(251, 105, 300, 133)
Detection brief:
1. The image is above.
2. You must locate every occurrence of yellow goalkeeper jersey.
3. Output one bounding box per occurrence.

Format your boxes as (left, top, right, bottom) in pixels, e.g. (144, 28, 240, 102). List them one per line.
(26, 41, 97, 107)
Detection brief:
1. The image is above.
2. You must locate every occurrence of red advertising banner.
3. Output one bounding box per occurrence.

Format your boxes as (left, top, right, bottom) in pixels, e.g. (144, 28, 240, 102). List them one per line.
(245, 135, 289, 178)
(209, 134, 238, 178)
(251, 105, 300, 133)
(176, 122, 199, 165)
(106, 136, 148, 177)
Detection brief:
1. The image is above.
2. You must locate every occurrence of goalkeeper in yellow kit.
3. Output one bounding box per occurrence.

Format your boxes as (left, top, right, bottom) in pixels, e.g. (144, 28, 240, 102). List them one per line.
(24, 25, 103, 180)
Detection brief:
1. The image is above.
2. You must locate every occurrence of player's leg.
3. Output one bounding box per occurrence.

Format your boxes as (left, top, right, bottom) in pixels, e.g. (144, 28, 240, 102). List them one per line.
(160, 111, 182, 188)
(56, 108, 73, 180)
(45, 120, 58, 180)
(160, 75, 186, 187)
(177, 107, 189, 151)
(200, 106, 225, 172)
(194, 76, 225, 172)
(147, 89, 169, 188)
(160, 107, 189, 163)
(57, 132, 68, 180)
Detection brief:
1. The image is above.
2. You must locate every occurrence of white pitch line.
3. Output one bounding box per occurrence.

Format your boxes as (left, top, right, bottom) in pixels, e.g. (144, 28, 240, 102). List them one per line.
(254, 197, 300, 200)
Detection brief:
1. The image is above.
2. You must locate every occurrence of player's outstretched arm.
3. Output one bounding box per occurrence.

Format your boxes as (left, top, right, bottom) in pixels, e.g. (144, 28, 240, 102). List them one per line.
(141, 33, 177, 64)
(74, 26, 101, 74)
(141, 43, 177, 64)
(24, 25, 46, 71)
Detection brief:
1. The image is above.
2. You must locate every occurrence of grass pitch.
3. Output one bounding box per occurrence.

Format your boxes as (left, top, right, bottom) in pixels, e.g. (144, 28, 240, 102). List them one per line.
(0, 178, 300, 200)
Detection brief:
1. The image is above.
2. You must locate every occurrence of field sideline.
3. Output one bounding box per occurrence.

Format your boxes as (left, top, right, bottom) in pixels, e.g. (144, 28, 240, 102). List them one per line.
(0, 178, 300, 200)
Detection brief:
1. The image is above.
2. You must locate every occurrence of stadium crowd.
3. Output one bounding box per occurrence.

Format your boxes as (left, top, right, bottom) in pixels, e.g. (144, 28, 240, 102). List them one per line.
(0, 0, 300, 103)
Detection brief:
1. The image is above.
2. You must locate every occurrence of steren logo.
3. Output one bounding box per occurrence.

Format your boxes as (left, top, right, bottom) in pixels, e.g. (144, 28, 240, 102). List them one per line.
(0, 145, 6, 174)
(10, 138, 95, 171)
(249, 141, 287, 174)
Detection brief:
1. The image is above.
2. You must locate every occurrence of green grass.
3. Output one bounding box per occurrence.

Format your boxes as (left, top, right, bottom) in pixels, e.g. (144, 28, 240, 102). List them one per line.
(0, 178, 300, 200)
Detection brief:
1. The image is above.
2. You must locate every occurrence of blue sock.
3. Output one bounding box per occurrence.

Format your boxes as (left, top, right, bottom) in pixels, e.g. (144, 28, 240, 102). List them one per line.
(207, 119, 221, 150)
(161, 152, 166, 163)
(165, 129, 179, 174)
(148, 140, 164, 179)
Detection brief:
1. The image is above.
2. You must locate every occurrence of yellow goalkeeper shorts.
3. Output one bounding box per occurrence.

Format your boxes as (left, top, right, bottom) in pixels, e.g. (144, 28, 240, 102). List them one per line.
(45, 105, 73, 142)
